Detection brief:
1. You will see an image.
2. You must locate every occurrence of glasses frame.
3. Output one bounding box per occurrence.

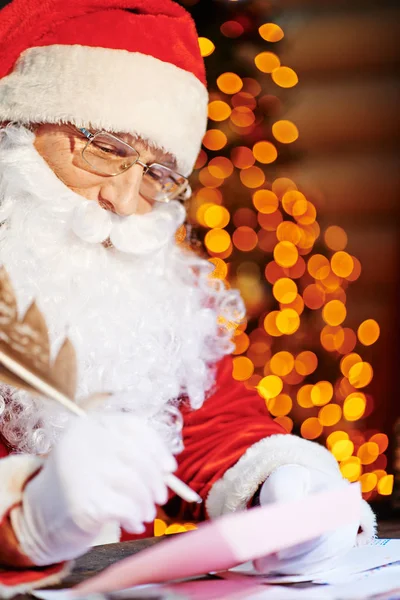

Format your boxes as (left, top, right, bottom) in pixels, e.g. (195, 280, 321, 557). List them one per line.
(76, 127, 190, 203)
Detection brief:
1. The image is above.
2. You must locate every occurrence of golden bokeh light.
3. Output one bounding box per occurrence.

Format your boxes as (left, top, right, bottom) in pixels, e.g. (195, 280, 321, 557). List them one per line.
(357, 442, 379, 465)
(276, 308, 300, 335)
(276, 222, 301, 245)
(258, 210, 283, 232)
(198, 37, 215, 57)
(307, 254, 330, 280)
(204, 228, 231, 253)
(231, 106, 256, 128)
(346, 256, 362, 282)
(254, 52, 280, 73)
(259, 23, 284, 42)
(264, 311, 283, 337)
(232, 92, 257, 110)
(343, 392, 367, 421)
(369, 433, 389, 454)
(337, 328, 357, 355)
(322, 300, 347, 327)
(252, 141, 278, 164)
(253, 189, 279, 214)
(208, 157, 234, 179)
(208, 257, 228, 280)
(208, 100, 232, 122)
(274, 241, 299, 267)
(301, 417, 323, 440)
(285, 256, 306, 279)
(232, 356, 254, 381)
(303, 284, 326, 310)
(340, 353, 362, 377)
(331, 251, 354, 278)
(324, 226, 348, 251)
(257, 374, 284, 399)
(231, 146, 255, 169)
(327, 430, 349, 450)
(377, 475, 394, 496)
(332, 439, 354, 461)
(267, 393, 292, 416)
(318, 403, 342, 427)
(242, 77, 262, 97)
(271, 67, 299, 88)
(340, 457, 362, 482)
(360, 473, 378, 494)
(196, 187, 223, 205)
(270, 351, 295, 376)
(296, 201, 317, 226)
(232, 226, 258, 252)
(240, 166, 265, 188)
(216, 72, 243, 94)
(282, 190, 307, 217)
(311, 381, 333, 406)
(198, 167, 224, 188)
(280, 293, 304, 315)
(233, 331, 250, 355)
(272, 177, 298, 197)
(357, 319, 380, 346)
(297, 384, 313, 408)
(274, 416, 294, 433)
(295, 351, 318, 376)
(273, 278, 298, 304)
(320, 325, 345, 352)
(194, 149, 208, 170)
(272, 120, 299, 143)
(348, 361, 373, 389)
(203, 205, 230, 228)
(202, 129, 228, 151)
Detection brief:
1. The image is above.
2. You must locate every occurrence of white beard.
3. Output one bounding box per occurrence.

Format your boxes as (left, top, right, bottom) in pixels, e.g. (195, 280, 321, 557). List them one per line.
(0, 125, 244, 455)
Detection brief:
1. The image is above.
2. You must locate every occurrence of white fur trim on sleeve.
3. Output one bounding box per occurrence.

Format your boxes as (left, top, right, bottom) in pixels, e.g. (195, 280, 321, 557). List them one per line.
(0, 562, 72, 599)
(206, 434, 376, 544)
(0, 45, 208, 176)
(0, 454, 43, 519)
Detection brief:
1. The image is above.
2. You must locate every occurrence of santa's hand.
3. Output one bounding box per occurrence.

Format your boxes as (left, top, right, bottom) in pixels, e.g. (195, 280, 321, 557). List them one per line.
(10, 413, 176, 566)
(253, 464, 358, 576)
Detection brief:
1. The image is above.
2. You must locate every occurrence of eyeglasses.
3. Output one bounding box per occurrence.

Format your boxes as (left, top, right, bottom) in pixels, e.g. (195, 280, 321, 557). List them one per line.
(76, 127, 190, 203)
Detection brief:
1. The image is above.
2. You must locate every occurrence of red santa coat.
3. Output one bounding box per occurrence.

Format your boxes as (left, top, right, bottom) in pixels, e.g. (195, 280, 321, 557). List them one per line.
(0, 356, 375, 596)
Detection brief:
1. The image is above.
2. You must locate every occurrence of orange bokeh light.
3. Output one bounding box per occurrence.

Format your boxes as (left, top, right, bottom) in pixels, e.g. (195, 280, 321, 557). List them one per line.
(217, 72, 243, 94)
(203, 129, 228, 151)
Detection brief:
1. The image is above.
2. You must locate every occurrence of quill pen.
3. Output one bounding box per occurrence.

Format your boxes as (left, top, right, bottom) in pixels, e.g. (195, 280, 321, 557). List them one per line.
(0, 265, 201, 504)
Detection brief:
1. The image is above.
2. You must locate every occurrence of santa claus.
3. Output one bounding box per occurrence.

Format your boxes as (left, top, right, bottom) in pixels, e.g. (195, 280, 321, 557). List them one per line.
(0, 0, 375, 596)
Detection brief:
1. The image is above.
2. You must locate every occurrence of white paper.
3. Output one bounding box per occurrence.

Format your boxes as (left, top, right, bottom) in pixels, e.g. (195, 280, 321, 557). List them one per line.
(228, 539, 400, 584)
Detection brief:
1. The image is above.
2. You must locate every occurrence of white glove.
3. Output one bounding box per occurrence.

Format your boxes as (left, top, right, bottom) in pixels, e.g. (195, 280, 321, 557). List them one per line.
(253, 464, 359, 575)
(11, 413, 176, 566)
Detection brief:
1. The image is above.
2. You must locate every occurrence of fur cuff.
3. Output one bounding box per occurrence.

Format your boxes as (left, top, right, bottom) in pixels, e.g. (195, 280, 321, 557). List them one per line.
(0, 454, 43, 518)
(0, 560, 72, 599)
(206, 434, 376, 544)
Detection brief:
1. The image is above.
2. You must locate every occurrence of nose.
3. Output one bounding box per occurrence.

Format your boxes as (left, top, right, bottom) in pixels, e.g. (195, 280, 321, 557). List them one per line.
(98, 164, 153, 216)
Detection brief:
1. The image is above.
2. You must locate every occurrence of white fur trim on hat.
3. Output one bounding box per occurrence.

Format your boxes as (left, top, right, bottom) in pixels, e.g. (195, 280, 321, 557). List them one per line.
(0, 45, 208, 176)
(206, 434, 376, 544)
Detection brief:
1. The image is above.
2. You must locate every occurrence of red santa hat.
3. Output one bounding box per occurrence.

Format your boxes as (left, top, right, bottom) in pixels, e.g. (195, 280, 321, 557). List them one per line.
(0, 0, 208, 175)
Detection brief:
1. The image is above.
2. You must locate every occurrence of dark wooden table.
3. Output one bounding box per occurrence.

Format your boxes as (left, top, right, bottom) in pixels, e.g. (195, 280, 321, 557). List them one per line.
(15, 520, 400, 599)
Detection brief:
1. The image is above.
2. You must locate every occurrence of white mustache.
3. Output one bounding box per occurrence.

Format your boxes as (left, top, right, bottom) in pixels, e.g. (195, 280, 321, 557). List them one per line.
(71, 199, 186, 255)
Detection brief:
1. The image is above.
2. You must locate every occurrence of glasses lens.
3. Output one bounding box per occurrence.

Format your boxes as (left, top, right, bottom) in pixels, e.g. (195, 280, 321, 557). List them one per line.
(82, 133, 139, 175)
(141, 164, 188, 202)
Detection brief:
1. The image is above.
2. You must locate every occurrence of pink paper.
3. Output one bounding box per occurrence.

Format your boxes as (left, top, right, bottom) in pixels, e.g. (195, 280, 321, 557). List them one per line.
(74, 483, 361, 596)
